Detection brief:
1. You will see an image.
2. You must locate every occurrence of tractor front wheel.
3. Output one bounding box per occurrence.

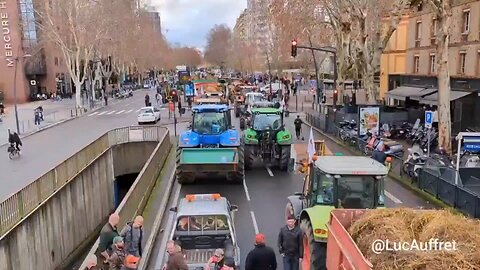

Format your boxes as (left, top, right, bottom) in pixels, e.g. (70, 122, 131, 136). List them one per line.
(244, 145, 255, 170)
(176, 148, 195, 184)
(226, 146, 244, 184)
(278, 145, 291, 171)
(300, 218, 327, 270)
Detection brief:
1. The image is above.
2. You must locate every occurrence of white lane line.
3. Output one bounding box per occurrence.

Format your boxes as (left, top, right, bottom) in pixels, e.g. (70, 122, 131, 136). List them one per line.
(116, 110, 125, 114)
(97, 111, 107, 115)
(266, 166, 274, 177)
(136, 109, 141, 112)
(385, 191, 403, 204)
(107, 110, 116, 115)
(243, 178, 251, 201)
(250, 211, 259, 234)
(88, 112, 99, 116)
(125, 109, 133, 113)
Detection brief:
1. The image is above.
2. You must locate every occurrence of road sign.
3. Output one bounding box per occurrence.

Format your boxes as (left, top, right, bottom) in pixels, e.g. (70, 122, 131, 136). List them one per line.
(425, 111, 433, 128)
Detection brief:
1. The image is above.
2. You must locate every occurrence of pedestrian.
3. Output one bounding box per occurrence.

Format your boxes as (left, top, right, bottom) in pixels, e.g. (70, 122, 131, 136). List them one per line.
(294, 116, 303, 140)
(165, 240, 188, 270)
(145, 94, 150, 107)
(245, 233, 277, 270)
(206, 248, 225, 270)
(108, 236, 127, 270)
(155, 92, 161, 106)
(83, 254, 99, 270)
(34, 109, 41, 126)
(120, 216, 144, 257)
(0, 102, 4, 114)
(98, 213, 120, 266)
(278, 218, 303, 270)
(177, 100, 182, 116)
(187, 97, 192, 110)
(104, 92, 108, 106)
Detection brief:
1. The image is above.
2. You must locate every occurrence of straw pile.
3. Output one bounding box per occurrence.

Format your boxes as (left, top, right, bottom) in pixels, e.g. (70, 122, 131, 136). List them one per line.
(348, 208, 480, 270)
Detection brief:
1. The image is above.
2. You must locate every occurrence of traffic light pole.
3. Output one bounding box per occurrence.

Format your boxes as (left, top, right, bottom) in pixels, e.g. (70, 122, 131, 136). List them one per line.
(295, 45, 337, 90)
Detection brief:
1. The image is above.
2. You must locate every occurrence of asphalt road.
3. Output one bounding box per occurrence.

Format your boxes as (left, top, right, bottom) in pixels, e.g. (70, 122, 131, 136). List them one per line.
(150, 111, 435, 269)
(0, 88, 173, 201)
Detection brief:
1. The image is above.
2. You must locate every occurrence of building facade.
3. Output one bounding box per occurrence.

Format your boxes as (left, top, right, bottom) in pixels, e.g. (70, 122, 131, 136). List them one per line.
(0, 0, 70, 104)
(233, 9, 248, 42)
(384, 0, 480, 132)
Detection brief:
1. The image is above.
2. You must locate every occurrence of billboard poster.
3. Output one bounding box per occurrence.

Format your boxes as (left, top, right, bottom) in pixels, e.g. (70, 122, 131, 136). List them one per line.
(359, 106, 380, 136)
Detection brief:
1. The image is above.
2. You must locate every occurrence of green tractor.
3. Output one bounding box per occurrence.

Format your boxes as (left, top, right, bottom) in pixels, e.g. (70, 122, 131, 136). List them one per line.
(286, 156, 388, 270)
(243, 108, 292, 170)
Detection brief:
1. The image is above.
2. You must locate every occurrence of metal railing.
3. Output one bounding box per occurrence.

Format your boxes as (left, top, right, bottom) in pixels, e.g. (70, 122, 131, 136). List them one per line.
(0, 126, 167, 238)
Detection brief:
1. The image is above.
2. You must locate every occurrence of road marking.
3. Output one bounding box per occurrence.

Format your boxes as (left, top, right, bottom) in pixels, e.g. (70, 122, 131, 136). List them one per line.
(243, 177, 251, 201)
(266, 166, 274, 177)
(250, 211, 259, 234)
(136, 109, 141, 112)
(116, 110, 125, 114)
(107, 110, 116, 115)
(125, 109, 133, 113)
(385, 191, 403, 204)
(88, 112, 99, 116)
(97, 111, 107, 115)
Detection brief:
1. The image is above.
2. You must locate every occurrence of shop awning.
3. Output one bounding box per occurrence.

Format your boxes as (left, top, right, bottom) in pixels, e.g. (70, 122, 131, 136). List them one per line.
(419, 90, 473, 105)
(409, 88, 438, 100)
(385, 86, 426, 101)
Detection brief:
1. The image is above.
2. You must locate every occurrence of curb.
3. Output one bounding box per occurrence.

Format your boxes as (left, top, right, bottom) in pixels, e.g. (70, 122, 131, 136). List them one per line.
(302, 120, 458, 211)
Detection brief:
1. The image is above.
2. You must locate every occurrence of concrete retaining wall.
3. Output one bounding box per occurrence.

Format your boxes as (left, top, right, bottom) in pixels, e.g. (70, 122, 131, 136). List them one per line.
(0, 138, 166, 270)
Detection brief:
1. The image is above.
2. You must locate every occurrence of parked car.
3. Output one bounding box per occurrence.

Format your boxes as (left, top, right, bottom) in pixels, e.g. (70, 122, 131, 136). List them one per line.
(137, 106, 160, 124)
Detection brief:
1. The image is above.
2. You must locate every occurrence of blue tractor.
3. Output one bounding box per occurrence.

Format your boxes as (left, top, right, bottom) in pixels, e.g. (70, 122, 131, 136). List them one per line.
(176, 104, 244, 184)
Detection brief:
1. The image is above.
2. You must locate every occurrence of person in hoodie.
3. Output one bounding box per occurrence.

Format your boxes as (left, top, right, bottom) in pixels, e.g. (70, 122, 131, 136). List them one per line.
(120, 216, 144, 257)
(108, 236, 127, 270)
(278, 218, 303, 270)
(245, 233, 277, 270)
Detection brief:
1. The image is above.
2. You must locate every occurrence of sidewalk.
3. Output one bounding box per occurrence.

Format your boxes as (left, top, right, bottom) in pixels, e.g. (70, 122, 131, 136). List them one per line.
(0, 98, 104, 143)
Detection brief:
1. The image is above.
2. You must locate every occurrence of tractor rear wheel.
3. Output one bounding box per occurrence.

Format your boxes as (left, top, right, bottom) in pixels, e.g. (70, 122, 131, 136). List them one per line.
(176, 148, 195, 184)
(226, 146, 244, 184)
(244, 145, 255, 170)
(279, 145, 291, 171)
(300, 218, 327, 270)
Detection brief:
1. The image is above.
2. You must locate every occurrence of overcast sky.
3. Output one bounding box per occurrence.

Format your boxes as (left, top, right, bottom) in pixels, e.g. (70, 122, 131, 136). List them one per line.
(152, 0, 247, 50)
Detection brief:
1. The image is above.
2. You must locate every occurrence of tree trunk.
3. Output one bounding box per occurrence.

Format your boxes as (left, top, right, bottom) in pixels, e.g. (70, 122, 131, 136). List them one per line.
(363, 65, 376, 104)
(436, 13, 452, 153)
(75, 83, 82, 108)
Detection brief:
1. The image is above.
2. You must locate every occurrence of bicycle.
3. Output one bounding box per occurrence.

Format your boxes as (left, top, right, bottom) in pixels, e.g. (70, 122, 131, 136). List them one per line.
(8, 144, 21, 159)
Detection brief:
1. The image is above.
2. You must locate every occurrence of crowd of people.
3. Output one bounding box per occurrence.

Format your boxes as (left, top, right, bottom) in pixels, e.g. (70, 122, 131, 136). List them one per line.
(84, 213, 144, 270)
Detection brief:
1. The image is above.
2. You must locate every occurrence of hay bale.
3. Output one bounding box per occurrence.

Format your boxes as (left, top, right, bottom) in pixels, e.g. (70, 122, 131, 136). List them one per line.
(348, 208, 480, 270)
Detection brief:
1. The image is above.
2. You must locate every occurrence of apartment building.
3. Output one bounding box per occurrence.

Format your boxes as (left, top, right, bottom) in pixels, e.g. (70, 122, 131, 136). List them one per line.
(385, 0, 480, 131)
(246, 0, 273, 67)
(233, 9, 248, 42)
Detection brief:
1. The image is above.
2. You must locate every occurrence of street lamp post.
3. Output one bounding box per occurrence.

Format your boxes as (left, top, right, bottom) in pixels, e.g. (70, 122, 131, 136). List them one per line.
(12, 54, 32, 134)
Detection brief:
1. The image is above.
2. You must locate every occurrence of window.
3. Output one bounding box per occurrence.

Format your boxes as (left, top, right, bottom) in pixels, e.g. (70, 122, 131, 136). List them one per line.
(192, 111, 228, 134)
(54, 57, 58, 66)
(252, 113, 282, 130)
(431, 18, 437, 37)
(459, 51, 467, 74)
(176, 215, 229, 232)
(413, 55, 420, 73)
(462, 9, 470, 33)
(415, 21, 422, 47)
(19, 0, 38, 49)
(429, 54, 436, 74)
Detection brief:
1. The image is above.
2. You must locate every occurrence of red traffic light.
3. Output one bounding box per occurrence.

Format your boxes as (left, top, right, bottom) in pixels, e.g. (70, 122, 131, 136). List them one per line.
(292, 40, 297, 46)
(334, 89, 338, 94)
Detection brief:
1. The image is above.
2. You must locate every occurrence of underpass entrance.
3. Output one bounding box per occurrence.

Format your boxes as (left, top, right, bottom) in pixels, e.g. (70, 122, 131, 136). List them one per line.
(114, 173, 139, 208)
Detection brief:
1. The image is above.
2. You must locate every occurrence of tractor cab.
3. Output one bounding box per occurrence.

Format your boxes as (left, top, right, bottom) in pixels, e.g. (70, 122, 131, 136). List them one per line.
(250, 108, 284, 132)
(191, 104, 232, 135)
(304, 156, 386, 210)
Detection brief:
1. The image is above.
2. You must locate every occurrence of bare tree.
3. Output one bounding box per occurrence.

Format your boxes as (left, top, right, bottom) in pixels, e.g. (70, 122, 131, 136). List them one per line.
(36, 0, 112, 108)
(204, 24, 232, 66)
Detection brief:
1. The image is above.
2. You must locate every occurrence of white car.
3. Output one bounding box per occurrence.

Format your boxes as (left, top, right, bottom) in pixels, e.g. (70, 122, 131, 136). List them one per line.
(137, 106, 161, 124)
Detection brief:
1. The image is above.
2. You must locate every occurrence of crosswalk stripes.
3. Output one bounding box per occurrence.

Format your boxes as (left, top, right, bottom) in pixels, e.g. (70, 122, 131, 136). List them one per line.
(136, 109, 141, 112)
(97, 111, 107, 116)
(107, 111, 116, 115)
(88, 108, 145, 116)
(125, 109, 133, 113)
(116, 110, 125, 114)
(89, 111, 99, 116)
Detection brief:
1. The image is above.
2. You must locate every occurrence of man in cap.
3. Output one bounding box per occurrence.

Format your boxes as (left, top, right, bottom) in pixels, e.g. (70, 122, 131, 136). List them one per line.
(206, 248, 225, 270)
(122, 254, 140, 270)
(108, 236, 126, 270)
(245, 233, 277, 270)
(278, 218, 303, 270)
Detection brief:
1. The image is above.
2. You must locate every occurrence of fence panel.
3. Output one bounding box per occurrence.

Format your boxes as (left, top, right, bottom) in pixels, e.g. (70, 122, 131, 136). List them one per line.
(436, 179, 456, 206)
(419, 170, 439, 197)
(455, 187, 479, 217)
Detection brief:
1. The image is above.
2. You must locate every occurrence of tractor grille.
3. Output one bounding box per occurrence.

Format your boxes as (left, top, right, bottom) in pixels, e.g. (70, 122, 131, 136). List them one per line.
(202, 144, 218, 148)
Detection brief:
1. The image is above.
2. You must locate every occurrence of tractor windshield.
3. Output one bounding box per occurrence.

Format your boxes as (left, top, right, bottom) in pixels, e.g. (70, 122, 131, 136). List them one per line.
(192, 112, 228, 134)
(314, 173, 384, 208)
(252, 113, 282, 131)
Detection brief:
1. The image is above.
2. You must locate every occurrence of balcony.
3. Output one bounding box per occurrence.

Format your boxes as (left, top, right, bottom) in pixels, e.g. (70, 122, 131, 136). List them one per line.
(24, 49, 47, 76)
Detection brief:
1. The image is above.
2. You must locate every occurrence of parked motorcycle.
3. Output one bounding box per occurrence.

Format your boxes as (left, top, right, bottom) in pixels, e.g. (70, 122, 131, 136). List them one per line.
(403, 145, 427, 180)
(390, 122, 412, 139)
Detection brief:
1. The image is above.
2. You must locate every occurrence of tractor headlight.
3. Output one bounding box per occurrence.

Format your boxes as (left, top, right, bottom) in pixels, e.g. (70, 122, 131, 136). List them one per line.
(247, 134, 254, 139)
(283, 134, 290, 139)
